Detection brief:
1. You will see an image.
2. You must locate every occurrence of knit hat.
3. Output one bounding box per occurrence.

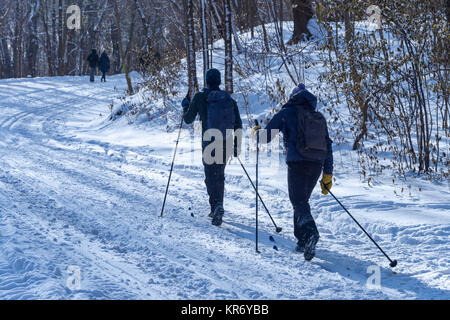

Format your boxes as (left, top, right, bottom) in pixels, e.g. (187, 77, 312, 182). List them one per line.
(290, 83, 306, 99)
(205, 68, 221, 87)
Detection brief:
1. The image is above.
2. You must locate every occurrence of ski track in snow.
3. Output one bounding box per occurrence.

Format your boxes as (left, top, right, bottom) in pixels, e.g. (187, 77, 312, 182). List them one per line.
(0, 75, 449, 300)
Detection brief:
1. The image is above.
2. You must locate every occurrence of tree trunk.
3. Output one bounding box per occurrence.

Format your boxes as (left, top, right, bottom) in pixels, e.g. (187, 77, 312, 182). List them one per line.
(27, 0, 39, 77)
(201, 0, 209, 87)
(0, 0, 13, 30)
(185, 0, 199, 95)
(224, 0, 233, 93)
(289, 0, 313, 44)
(135, 0, 152, 50)
(57, 0, 67, 76)
(253, 0, 269, 51)
(42, 1, 54, 77)
(112, 0, 134, 95)
(210, 0, 225, 39)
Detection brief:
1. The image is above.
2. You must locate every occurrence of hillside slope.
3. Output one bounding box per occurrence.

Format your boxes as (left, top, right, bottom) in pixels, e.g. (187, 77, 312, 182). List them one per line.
(0, 72, 448, 299)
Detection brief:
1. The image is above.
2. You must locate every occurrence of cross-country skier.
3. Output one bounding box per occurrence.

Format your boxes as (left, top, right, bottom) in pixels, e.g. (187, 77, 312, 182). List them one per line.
(252, 83, 333, 261)
(182, 68, 243, 227)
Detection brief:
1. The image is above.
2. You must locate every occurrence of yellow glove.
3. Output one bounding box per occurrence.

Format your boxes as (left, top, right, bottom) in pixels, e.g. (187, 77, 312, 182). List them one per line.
(251, 125, 261, 137)
(320, 174, 333, 195)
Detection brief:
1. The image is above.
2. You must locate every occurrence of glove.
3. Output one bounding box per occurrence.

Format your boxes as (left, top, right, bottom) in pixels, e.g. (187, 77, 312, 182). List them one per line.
(181, 96, 190, 115)
(320, 174, 333, 195)
(251, 125, 261, 137)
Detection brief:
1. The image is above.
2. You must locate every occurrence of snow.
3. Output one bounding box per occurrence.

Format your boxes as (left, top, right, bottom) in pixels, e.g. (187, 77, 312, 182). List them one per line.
(0, 25, 449, 299)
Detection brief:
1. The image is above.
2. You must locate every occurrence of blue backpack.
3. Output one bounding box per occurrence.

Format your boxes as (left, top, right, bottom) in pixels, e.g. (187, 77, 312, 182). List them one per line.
(206, 90, 235, 139)
(296, 108, 329, 161)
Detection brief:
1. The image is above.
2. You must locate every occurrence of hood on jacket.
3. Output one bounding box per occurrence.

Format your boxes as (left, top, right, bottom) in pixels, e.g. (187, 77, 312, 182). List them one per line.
(283, 89, 317, 111)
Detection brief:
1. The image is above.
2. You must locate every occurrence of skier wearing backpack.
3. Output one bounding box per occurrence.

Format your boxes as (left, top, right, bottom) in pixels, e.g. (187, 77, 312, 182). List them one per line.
(252, 83, 333, 261)
(182, 69, 243, 227)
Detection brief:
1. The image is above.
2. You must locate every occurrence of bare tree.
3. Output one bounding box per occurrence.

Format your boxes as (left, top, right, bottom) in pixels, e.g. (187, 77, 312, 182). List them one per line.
(224, 0, 233, 92)
(289, 0, 313, 44)
(200, 0, 209, 87)
(0, 0, 13, 29)
(184, 0, 199, 95)
(112, 0, 134, 94)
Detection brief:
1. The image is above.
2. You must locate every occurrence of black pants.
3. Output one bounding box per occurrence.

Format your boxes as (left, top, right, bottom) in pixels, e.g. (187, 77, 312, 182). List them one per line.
(202, 141, 230, 211)
(287, 161, 322, 246)
(90, 67, 96, 82)
(203, 162, 226, 211)
(101, 72, 106, 82)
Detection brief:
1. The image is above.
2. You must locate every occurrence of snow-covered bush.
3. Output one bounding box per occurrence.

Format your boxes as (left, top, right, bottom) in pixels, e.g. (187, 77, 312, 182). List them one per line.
(109, 48, 184, 128)
(316, 0, 448, 179)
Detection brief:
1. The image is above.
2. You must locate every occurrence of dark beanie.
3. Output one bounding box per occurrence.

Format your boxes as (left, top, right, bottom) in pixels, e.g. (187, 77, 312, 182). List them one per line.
(205, 68, 221, 87)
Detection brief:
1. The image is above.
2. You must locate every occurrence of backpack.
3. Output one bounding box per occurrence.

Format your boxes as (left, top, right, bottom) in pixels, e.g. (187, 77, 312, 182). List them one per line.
(206, 90, 235, 139)
(296, 108, 329, 161)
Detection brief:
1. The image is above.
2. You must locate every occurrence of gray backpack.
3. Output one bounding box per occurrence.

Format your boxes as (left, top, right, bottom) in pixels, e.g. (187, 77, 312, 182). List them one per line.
(296, 108, 328, 161)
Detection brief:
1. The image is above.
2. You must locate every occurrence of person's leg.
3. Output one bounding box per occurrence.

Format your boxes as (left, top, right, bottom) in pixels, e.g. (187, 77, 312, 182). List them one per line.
(211, 162, 226, 226)
(90, 67, 95, 82)
(102, 72, 106, 82)
(204, 162, 226, 226)
(204, 162, 217, 212)
(203, 153, 227, 225)
(204, 163, 226, 206)
(288, 162, 322, 249)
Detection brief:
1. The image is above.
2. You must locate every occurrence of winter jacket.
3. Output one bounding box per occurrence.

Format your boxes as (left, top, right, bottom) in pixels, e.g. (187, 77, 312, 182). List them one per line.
(87, 50, 99, 68)
(99, 53, 110, 73)
(262, 89, 334, 174)
(182, 87, 243, 148)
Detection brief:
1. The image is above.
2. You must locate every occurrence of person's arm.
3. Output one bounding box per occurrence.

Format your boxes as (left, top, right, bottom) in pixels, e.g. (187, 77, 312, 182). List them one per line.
(323, 131, 333, 174)
(233, 101, 242, 130)
(259, 110, 284, 144)
(233, 101, 243, 157)
(183, 92, 202, 124)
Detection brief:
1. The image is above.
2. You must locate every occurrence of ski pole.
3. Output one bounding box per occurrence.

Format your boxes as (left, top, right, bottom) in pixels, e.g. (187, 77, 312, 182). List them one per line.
(237, 157, 282, 233)
(255, 120, 260, 253)
(160, 116, 184, 217)
(324, 185, 398, 268)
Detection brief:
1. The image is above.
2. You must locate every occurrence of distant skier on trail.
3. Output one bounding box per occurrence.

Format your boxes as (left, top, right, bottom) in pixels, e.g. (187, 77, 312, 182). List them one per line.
(99, 51, 110, 82)
(87, 49, 99, 83)
(252, 83, 333, 261)
(182, 68, 243, 227)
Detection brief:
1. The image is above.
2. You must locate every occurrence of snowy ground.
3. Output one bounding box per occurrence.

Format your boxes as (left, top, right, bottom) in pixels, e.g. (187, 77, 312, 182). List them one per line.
(0, 73, 448, 300)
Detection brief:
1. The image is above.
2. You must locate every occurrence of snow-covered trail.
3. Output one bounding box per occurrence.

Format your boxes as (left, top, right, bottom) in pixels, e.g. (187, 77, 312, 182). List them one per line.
(0, 75, 448, 299)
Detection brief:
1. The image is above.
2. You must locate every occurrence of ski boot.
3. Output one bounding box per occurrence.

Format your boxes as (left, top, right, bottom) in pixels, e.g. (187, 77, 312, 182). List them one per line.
(211, 204, 224, 227)
(304, 233, 320, 261)
(295, 241, 305, 253)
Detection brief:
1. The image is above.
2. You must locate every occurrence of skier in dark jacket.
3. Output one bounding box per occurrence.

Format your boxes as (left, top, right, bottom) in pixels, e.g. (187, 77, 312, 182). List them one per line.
(253, 83, 333, 261)
(182, 69, 243, 227)
(87, 49, 99, 82)
(98, 52, 110, 82)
